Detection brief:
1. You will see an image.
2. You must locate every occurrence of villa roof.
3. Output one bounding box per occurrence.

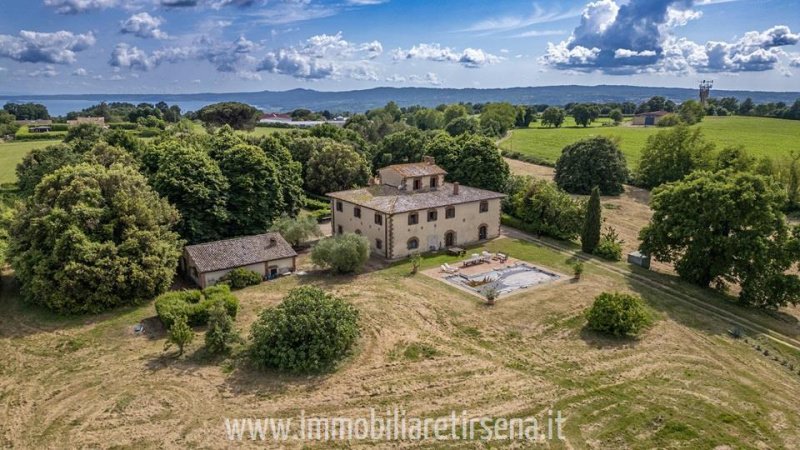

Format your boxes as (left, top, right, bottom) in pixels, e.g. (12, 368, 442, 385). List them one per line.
(380, 162, 447, 178)
(327, 183, 505, 214)
(185, 232, 297, 273)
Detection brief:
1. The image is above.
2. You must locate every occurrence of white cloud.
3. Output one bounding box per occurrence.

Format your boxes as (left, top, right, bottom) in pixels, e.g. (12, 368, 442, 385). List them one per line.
(385, 72, 441, 85)
(72, 67, 88, 76)
(0, 30, 96, 64)
(121, 13, 169, 39)
(393, 43, 501, 68)
(28, 65, 58, 77)
(791, 57, 800, 68)
(257, 32, 383, 80)
(43, 0, 117, 14)
(459, 4, 581, 33)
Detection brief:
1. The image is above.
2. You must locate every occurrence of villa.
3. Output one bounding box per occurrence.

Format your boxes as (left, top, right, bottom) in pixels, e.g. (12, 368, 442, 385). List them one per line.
(327, 157, 505, 259)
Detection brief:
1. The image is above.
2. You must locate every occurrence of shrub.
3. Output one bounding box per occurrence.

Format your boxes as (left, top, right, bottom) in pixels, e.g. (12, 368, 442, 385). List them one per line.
(270, 215, 323, 247)
(554, 136, 628, 195)
(166, 315, 194, 356)
(220, 268, 262, 289)
(594, 227, 623, 261)
(586, 292, 651, 337)
(249, 286, 360, 373)
(205, 303, 239, 355)
(155, 285, 238, 328)
(573, 261, 584, 280)
(509, 178, 585, 241)
(656, 113, 683, 127)
(311, 233, 370, 274)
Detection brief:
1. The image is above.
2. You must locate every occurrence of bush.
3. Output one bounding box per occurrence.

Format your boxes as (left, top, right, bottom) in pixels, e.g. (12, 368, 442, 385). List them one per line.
(166, 315, 194, 356)
(586, 292, 651, 337)
(656, 113, 683, 127)
(311, 233, 370, 274)
(270, 215, 323, 247)
(593, 227, 623, 261)
(249, 286, 360, 372)
(508, 178, 585, 241)
(219, 268, 262, 289)
(155, 285, 239, 328)
(205, 303, 239, 355)
(554, 136, 628, 195)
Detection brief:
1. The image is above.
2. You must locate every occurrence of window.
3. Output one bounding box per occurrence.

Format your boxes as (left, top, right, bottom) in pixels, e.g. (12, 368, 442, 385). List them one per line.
(445, 207, 455, 219)
(479, 201, 489, 213)
(427, 209, 438, 222)
(413, 178, 422, 190)
(336, 201, 343, 212)
(407, 237, 419, 250)
(354, 207, 361, 218)
(430, 177, 438, 189)
(337, 225, 343, 235)
(355, 229, 362, 235)
(376, 239, 383, 249)
(374, 213, 383, 225)
(408, 212, 419, 225)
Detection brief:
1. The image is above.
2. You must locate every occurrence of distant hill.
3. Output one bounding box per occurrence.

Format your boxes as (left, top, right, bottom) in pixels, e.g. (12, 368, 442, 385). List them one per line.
(2, 85, 798, 114)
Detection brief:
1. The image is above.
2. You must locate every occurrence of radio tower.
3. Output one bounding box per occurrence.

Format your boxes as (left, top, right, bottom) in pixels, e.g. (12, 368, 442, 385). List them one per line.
(699, 80, 713, 107)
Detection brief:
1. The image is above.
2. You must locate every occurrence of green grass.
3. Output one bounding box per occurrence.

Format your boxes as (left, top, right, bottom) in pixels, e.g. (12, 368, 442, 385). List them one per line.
(501, 116, 800, 169)
(241, 127, 297, 138)
(0, 139, 62, 184)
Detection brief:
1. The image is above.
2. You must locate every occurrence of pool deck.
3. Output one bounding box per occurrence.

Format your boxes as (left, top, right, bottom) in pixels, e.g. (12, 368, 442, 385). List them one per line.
(421, 255, 568, 300)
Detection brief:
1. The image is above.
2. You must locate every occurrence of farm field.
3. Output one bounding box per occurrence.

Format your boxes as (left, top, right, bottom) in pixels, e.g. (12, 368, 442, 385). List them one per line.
(1, 237, 800, 448)
(500, 116, 800, 168)
(0, 140, 62, 184)
(243, 126, 298, 137)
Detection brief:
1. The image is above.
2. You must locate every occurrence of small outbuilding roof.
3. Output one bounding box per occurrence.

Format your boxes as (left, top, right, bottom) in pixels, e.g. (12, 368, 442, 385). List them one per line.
(185, 232, 297, 273)
(379, 161, 447, 178)
(634, 110, 670, 117)
(328, 183, 505, 214)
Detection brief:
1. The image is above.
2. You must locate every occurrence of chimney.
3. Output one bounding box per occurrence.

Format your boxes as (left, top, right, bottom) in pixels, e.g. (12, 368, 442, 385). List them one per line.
(453, 182, 459, 195)
(423, 156, 435, 165)
(268, 237, 277, 248)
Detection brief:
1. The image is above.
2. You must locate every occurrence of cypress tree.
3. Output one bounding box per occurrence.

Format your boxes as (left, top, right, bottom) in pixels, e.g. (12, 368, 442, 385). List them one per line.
(582, 186, 602, 253)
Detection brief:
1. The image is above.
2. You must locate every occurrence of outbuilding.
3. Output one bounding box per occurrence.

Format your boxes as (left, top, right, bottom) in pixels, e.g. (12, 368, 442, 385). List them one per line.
(632, 111, 669, 126)
(182, 232, 297, 288)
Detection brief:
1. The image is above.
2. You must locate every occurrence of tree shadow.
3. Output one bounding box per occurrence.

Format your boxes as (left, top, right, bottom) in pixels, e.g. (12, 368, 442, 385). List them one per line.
(579, 326, 643, 350)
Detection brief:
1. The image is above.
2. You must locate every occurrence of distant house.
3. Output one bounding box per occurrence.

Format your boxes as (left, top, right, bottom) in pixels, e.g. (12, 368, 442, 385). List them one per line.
(632, 111, 669, 126)
(327, 157, 505, 259)
(29, 126, 52, 133)
(66, 116, 106, 127)
(182, 232, 298, 288)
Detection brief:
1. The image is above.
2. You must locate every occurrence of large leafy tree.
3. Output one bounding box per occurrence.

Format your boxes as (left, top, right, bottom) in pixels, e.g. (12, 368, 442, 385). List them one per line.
(640, 170, 800, 309)
(16, 144, 82, 196)
(636, 125, 714, 189)
(257, 135, 305, 217)
(448, 134, 510, 192)
(479, 103, 516, 137)
(195, 102, 259, 130)
(311, 233, 371, 274)
(572, 104, 593, 127)
(215, 143, 285, 236)
(541, 107, 566, 128)
(444, 116, 480, 137)
(8, 163, 181, 314)
(372, 128, 428, 169)
(511, 178, 585, 241)
(555, 136, 628, 195)
(145, 141, 230, 244)
(306, 141, 371, 195)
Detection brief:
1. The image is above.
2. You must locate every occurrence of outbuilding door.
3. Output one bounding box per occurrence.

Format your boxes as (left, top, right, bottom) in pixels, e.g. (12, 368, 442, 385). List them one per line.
(645, 115, 655, 126)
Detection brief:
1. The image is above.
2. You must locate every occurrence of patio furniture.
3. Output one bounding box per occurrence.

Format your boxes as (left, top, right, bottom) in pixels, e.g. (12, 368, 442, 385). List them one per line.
(462, 257, 484, 267)
(441, 264, 459, 274)
(447, 246, 466, 256)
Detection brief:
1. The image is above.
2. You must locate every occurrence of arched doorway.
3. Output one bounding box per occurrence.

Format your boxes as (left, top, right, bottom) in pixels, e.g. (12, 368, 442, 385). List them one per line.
(444, 230, 456, 247)
(478, 225, 488, 240)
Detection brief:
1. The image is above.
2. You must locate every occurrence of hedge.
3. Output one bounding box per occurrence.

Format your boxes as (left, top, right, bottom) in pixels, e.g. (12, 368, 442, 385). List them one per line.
(155, 285, 239, 328)
(108, 122, 139, 130)
(13, 132, 67, 141)
(219, 268, 262, 289)
(499, 150, 555, 167)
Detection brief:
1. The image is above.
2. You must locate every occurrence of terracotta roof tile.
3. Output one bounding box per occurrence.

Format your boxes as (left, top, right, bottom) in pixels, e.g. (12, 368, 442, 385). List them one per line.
(327, 183, 505, 214)
(185, 232, 297, 273)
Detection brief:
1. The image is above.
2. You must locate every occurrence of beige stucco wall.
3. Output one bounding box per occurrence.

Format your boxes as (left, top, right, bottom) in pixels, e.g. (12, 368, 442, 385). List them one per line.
(184, 251, 296, 288)
(203, 262, 266, 288)
(388, 198, 502, 259)
(377, 170, 444, 191)
(331, 200, 389, 257)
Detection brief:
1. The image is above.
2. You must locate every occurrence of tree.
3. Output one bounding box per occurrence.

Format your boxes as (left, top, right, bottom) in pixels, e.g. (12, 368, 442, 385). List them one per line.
(64, 123, 105, 153)
(311, 233, 370, 274)
(582, 187, 602, 253)
(448, 134, 510, 192)
(678, 100, 706, 125)
(372, 129, 428, 169)
(8, 164, 181, 314)
(413, 108, 445, 130)
(554, 136, 628, 195)
(541, 107, 566, 128)
(249, 286, 360, 373)
(510, 178, 585, 241)
(145, 141, 229, 244)
(636, 125, 714, 189)
(594, 226, 623, 261)
(572, 104, 593, 127)
(270, 215, 323, 247)
(215, 143, 285, 236)
(640, 170, 800, 308)
(166, 315, 194, 357)
(196, 102, 260, 130)
(15, 144, 81, 196)
(479, 103, 516, 136)
(609, 109, 623, 124)
(205, 303, 238, 355)
(3, 102, 49, 120)
(306, 141, 371, 195)
(443, 104, 468, 124)
(586, 292, 651, 337)
(257, 135, 305, 217)
(219, 268, 262, 289)
(444, 116, 480, 136)
(0, 110, 19, 136)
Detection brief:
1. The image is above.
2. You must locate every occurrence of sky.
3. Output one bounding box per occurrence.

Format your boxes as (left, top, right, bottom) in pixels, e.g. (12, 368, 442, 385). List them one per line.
(0, 0, 798, 94)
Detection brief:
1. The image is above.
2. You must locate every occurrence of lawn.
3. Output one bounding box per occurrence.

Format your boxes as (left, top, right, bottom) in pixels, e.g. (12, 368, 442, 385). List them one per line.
(0, 139, 62, 185)
(241, 126, 298, 138)
(1, 237, 799, 448)
(500, 116, 800, 169)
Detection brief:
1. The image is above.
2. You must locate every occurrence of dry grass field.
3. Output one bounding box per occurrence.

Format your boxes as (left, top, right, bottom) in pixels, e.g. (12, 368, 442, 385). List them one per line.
(2, 235, 800, 449)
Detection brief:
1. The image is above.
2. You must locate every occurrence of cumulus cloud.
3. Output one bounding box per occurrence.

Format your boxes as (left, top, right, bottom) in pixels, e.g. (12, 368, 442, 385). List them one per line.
(0, 30, 96, 64)
(43, 0, 117, 14)
(540, 0, 799, 74)
(393, 43, 501, 68)
(28, 65, 59, 78)
(121, 13, 169, 39)
(791, 57, 800, 68)
(385, 72, 441, 85)
(257, 32, 383, 80)
(72, 67, 88, 76)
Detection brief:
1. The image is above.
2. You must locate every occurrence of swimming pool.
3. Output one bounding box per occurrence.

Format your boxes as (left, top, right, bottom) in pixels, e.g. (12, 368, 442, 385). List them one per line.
(444, 263, 562, 297)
